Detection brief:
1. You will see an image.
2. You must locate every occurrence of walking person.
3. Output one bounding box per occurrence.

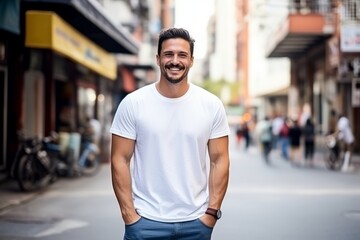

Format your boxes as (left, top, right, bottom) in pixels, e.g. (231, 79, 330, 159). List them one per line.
(255, 116, 272, 163)
(242, 121, 251, 150)
(271, 115, 283, 150)
(110, 28, 230, 240)
(335, 113, 355, 171)
(278, 117, 290, 160)
(288, 119, 302, 166)
(302, 118, 315, 166)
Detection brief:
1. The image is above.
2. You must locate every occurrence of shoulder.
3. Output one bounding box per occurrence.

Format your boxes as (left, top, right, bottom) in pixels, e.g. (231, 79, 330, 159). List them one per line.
(121, 84, 154, 104)
(190, 83, 223, 104)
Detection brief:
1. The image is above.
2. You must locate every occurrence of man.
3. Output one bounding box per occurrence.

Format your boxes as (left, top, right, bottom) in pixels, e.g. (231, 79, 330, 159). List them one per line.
(255, 116, 272, 163)
(110, 28, 230, 239)
(336, 114, 355, 171)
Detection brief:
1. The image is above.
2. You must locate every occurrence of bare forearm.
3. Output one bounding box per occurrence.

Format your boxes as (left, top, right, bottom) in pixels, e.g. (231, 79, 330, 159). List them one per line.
(208, 158, 229, 209)
(207, 136, 230, 209)
(111, 158, 137, 222)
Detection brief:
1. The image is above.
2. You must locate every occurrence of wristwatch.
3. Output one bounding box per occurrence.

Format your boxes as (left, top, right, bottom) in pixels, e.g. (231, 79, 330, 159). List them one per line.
(205, 208, 222, 220)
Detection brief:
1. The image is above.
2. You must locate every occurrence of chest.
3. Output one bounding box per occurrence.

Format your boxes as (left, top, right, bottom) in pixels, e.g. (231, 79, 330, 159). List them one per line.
(136, 101, 213, 139)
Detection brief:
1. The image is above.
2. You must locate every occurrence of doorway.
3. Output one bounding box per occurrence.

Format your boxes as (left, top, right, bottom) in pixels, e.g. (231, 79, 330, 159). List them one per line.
(0, 67, 7, 171)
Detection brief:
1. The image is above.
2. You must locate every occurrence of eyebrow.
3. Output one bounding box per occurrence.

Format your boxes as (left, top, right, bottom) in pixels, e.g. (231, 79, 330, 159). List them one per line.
(162, 50, 189, 55)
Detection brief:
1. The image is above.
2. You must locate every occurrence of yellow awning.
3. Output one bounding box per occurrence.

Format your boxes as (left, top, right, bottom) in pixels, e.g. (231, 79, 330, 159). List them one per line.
(25, 11, 117, 80)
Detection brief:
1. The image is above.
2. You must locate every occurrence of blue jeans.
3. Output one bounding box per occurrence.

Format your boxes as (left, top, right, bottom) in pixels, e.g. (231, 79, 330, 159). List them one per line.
(279, 137, 289, 160)
(124, 217, 213, 240)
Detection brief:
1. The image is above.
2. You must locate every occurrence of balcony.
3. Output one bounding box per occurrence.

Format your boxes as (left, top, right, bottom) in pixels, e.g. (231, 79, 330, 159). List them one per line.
(266, 13, 335, 59)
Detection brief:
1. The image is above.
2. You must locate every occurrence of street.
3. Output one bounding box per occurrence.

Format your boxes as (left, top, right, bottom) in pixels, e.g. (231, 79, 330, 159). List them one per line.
(1, 130, 360, 240)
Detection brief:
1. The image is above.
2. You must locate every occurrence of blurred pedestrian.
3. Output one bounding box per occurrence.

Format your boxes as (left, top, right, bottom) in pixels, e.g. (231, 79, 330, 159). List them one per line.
(255, 116, 272, 163)
(302, 118, 315, 166)
(278, 117, 290, 160)
(110, 28, 230, 240)
(335, 113, 355, 171)
(271, 115, 283, 149)
(288, 119, 302, 166)
(242, 121, 251, 150)
(235, 123, 242, 146)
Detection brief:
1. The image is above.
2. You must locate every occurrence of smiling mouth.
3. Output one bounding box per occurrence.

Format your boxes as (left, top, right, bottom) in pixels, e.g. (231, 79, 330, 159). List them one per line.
(166, 65, 184, 71)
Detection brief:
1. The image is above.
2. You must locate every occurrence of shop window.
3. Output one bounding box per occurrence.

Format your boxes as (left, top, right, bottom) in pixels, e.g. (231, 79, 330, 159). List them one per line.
(56, 81, 76, 132)
(78, 86, 96, 125)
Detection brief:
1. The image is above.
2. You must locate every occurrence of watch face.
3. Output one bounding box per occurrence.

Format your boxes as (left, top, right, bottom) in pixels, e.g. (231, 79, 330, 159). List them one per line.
(217, 210, 222, 219)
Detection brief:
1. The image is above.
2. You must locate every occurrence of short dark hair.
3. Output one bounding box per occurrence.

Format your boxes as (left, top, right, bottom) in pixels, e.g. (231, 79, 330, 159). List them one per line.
(157, 28, 195, 57)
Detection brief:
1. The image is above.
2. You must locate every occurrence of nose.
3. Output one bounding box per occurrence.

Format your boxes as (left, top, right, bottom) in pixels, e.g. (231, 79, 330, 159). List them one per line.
(170, 55, 180, 64)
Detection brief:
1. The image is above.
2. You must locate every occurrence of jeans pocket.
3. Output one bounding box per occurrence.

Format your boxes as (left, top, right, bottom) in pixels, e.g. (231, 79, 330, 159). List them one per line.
(124, 217, 144, 240)
(196, 218, 214, 230)
(125, 217, 142, 227)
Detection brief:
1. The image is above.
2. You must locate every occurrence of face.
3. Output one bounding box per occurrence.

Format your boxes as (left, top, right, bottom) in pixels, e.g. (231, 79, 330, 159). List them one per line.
(156, 38, 194, 84)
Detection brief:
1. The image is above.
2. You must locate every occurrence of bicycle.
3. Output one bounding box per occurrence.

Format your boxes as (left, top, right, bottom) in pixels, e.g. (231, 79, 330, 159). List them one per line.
(324, 134, 344, 171)
(10, 132, 57, 192)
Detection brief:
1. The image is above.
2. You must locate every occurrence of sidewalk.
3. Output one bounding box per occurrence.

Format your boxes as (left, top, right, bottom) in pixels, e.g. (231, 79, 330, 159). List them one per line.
(0, 180, 44, 212)
(1, 152, 360, 213)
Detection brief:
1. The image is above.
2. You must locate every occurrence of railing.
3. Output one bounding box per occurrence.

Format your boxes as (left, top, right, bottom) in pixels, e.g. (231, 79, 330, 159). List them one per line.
(288, 0, 336, 15)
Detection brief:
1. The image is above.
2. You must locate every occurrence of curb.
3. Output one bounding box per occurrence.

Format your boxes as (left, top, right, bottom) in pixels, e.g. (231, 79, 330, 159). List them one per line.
(0, 181, 43, 212)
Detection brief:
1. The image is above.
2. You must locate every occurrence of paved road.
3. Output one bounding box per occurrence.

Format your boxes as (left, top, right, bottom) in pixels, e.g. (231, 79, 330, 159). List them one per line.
(0, 131, 359, 239)
(213, 132, 360, 240)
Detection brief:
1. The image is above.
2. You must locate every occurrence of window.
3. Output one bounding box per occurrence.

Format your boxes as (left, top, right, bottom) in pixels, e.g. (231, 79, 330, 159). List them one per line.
(341, 0, 360, 23)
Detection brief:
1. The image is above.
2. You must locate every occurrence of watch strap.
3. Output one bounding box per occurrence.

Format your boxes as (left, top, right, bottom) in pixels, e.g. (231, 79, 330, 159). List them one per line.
(205, 208, 221, 220)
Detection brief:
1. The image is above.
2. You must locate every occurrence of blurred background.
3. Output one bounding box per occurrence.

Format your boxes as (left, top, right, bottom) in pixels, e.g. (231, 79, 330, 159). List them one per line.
(1, 1, 360, 239)
(0, 0, 360, 178)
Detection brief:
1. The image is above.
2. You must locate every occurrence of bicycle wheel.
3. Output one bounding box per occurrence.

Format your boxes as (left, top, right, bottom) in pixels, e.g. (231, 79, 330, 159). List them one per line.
(81, 151, 100, 176)
(17, 154, 52, 192)
(324, 150, 343, 171)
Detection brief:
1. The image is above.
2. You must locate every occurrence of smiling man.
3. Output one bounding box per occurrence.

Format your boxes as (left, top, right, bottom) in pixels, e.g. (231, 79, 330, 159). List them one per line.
(110, 28, 230, 240)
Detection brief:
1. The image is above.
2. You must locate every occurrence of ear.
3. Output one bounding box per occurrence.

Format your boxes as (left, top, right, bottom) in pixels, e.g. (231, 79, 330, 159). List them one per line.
(156, 54, 160, 66)
(190, 56, 194, 67)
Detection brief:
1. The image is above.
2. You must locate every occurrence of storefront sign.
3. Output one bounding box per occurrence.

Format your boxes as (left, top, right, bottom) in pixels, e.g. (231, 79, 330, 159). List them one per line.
(340, 24, 360, 52)
(25, 11, 116, 80)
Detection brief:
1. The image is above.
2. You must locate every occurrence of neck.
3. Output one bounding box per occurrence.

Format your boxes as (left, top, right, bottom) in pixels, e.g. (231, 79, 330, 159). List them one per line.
(156, 78, 190, 98)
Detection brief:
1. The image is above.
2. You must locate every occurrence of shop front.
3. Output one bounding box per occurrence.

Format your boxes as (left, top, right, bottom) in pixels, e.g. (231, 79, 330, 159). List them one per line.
(23, 10, 118, 162)
(2, 0, 139, 178)
(0, 0, 21, 175)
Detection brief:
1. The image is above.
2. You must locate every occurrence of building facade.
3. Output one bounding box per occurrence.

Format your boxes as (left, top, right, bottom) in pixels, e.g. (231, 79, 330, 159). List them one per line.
(0, 0, 140, 178)
(266, 0, 360, 152)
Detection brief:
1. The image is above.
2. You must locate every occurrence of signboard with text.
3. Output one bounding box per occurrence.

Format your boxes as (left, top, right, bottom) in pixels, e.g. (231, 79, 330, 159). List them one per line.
(340, 25, 360, 52)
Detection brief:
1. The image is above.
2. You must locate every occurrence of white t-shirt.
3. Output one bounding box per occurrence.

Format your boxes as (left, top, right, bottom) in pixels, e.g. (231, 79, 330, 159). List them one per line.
(337, 116, 354, 144)
(272, 117, 284, 135)
(110, 83, 230, 222)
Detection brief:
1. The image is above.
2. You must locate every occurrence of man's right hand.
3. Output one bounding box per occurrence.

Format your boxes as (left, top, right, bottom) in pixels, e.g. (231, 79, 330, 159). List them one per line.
(123, 211, 141, 225)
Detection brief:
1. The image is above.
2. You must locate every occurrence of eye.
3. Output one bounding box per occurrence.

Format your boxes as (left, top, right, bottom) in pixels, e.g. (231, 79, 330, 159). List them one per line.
(164, 53, 173, 57)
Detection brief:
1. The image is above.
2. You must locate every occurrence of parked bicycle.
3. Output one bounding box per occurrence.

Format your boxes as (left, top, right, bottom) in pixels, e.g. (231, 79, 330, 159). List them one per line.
(10, 130, 101, 192)
(324, 134, 344, 171)
(10, 132, 57, 192)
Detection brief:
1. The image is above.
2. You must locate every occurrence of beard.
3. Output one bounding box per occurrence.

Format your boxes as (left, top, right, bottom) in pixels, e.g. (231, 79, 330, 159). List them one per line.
(163, 64, 188, 84)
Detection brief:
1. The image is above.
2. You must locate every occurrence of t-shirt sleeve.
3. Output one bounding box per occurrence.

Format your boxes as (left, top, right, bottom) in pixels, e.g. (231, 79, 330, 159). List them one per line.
(109, 96, 136, 140)
(210, 100, 230, 139)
